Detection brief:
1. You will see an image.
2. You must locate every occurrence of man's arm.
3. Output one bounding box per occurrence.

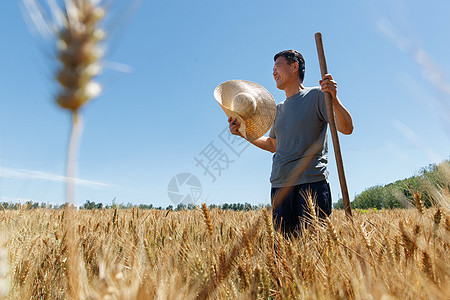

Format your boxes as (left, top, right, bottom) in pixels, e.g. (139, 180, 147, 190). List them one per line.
(250, 136, 277, 153)
(332, 96, 353, 135)
(320, 74, 354, 135)
(228, 117, 277, 153)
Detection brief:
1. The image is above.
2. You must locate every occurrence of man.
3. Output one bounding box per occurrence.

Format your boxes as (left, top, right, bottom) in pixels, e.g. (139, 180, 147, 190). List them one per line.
(228, 50, 353, 235)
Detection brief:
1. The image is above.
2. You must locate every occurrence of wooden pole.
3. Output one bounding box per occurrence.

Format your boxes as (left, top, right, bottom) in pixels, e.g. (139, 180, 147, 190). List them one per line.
(315, 32, 352, 218)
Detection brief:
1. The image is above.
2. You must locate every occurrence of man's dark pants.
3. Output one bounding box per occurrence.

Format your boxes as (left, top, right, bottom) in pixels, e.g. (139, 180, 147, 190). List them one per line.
(271, 179, 332, 236)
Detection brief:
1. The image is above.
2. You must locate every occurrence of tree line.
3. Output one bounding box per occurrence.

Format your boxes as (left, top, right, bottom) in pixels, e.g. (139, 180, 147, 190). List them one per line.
(334, 159, 449, 210)
(0, 200, 270, 212)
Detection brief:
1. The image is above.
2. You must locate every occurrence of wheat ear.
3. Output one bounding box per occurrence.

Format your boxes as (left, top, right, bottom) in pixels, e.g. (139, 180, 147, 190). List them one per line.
(414, 192, 424, 215)
(201, 203, 213, 235)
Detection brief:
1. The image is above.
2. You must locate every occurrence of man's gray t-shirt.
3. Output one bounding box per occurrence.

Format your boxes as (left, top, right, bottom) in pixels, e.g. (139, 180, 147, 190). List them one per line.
(269, 87, 328, 187)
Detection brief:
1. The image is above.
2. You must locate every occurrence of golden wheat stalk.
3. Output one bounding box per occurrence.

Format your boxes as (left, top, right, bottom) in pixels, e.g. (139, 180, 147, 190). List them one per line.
(433, 208, 442, 226)
(399, 221, 417, 263)
(304, 190, 318, 225)
(413, 192, 425, 215)
(325, 216, 340, 244)
(421, 251, 434, 282)
(262, 208, 275, 248)
(241, 226, 253, 256)
(201, 203, 213, 235)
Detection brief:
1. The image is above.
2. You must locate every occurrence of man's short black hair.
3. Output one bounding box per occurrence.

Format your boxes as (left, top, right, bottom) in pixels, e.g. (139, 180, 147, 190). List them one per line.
(274, 50, 305, 82)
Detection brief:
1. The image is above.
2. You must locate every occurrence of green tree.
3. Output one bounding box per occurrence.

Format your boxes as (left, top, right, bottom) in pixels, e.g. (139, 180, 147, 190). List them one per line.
(352, 185, 384, 209)
(333, 198, 344, 209)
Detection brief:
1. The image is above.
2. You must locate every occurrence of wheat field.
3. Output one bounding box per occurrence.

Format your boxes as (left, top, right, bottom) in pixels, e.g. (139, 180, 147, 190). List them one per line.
(0, 200, 448, 299)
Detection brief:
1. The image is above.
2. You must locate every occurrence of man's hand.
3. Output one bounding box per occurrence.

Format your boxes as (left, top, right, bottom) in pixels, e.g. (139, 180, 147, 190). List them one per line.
(228, 117, 244, 138)
(319, 74, 354, 135)
(319, 74, 337, 99)
(228, 116, 277, 152)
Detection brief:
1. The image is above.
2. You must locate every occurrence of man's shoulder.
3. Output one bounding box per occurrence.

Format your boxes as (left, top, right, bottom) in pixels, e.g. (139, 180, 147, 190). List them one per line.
(277, 87, 323, 107)
(302, 86, 322, 95)
(302, 87, 325, 104)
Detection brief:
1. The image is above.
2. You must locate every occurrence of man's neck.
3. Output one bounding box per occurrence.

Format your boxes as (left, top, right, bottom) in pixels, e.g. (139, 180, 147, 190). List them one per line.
(284, 81, 304, 98)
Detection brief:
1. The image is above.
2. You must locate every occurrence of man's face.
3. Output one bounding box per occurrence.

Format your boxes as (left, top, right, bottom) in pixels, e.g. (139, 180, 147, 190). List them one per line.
(273, 56, 297, 90)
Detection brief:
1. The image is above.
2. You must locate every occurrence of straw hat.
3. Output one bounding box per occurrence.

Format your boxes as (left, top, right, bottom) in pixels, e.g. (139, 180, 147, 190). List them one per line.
(214, 80, 276, 141)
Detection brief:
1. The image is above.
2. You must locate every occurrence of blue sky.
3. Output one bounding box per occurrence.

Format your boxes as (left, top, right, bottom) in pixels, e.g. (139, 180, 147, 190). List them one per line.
(0, 0, 449, 208)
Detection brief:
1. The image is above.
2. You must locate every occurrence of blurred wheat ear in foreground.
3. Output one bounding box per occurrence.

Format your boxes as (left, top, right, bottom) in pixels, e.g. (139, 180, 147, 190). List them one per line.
(23, 1, 108, 298)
